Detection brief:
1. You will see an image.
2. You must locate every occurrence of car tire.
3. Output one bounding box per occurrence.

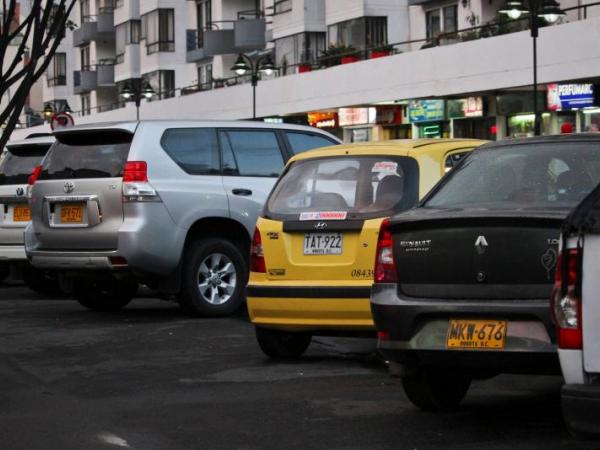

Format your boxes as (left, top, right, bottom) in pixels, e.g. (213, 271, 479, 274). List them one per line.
(401, 367, 471, 411)
(23, 266, 61, 295)
(179, 238, 248, 317)
(0, 262, 9, 283)
(255, 327, 312, 359)
(74, 277, 138, 312)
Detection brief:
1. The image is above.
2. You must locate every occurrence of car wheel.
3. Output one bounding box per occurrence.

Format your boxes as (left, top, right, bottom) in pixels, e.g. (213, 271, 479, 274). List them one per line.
(401, 366, 471, 411)
(74, 277, 138, 312)
(0, 262, 9, 283)
(23, 266, 61, 295)
(179, 238, 248, 317)
(255, 327, 312, 359)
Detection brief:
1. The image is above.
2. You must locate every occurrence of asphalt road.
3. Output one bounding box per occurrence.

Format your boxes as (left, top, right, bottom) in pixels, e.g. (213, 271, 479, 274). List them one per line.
(0, 282, 592, 450)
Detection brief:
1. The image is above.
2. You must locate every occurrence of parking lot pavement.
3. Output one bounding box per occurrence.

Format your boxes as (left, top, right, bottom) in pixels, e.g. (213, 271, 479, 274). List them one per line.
(0, 283, 587, 450)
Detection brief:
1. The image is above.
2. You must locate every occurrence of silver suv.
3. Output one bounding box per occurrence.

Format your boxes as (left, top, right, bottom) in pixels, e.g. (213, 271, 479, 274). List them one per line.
(25, 121, 340, 315)
(0, 135, 54, 287)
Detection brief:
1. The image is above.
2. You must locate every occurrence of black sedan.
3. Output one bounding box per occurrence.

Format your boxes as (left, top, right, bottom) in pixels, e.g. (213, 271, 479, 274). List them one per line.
(371, 134, 600, 411)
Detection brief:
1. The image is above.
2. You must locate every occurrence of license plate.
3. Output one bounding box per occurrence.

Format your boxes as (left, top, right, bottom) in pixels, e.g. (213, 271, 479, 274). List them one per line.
(59, 204, 84, 224)
(303, 232, 343, 255)
(13, 205, 31, 222)
(446, 319, 507, 350)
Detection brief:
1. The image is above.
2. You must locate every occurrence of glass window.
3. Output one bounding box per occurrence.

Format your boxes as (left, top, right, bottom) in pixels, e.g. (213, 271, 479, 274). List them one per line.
(443, 5, 458, 34)
(0, 144, 51, 185)
(161, 128, 220, 175)
(115, 22, 126, 60)
(426, 9, 441, 40)
(267, 156, 419, 219)
(80, 45, 90, 71)
(80, 0, 90, 24)
(142, 70, 175, 100)
(286, 132, 336, 154)
(426, 142, 600, 210)
(275, 32, 325, 74)
(143, 9, 174, 54)
(196, 0, 211, 47)
(220, 131, 284, 177)
(80, 93, 91, 116)
(40, 131, 132, 180)
(274, 0, 292, 14)
(327, 17, 387, 48)
(47, 53, 66, 86)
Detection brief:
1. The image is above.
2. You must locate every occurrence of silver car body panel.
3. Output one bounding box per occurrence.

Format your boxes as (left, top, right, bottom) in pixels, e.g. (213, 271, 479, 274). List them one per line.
(582, 234, 600, 373)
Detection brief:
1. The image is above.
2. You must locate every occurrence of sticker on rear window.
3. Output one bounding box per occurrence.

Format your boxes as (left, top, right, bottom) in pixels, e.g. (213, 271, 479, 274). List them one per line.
(299, 211, 347, 221)
(372, 161, 398, 174)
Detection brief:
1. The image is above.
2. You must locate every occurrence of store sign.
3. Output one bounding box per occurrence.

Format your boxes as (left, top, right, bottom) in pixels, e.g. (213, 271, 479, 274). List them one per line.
(338, 108, 376, 127)
(408, 99, 445, 123)
(307, 112, 338, 129)
(447, 97, 484, 119)
(375, 106, 403, 125)
(547, 83, 596, 111)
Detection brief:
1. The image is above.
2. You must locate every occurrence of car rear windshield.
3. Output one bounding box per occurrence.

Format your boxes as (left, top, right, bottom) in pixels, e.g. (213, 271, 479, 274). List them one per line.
(266, 155, 419, 220)
(0, 143, 51, 185)
(425, 141, 600, 210)
(39, 131, 132, 180)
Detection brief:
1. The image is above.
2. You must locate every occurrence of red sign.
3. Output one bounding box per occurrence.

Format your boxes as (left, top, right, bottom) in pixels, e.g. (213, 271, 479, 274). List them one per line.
(376, 106, 403, 125)
(50, 112, 75, 130)
(308, 112, 338, 129)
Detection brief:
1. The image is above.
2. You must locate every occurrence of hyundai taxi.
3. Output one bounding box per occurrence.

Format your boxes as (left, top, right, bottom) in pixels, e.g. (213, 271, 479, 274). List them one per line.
(246, 139, 486, 359)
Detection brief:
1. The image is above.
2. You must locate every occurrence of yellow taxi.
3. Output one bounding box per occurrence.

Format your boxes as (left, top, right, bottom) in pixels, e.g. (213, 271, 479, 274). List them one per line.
(247, 139, 487, 358)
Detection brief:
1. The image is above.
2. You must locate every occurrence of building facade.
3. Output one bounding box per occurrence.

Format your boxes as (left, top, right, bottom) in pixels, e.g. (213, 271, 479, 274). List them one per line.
(15, 0, 600, 141)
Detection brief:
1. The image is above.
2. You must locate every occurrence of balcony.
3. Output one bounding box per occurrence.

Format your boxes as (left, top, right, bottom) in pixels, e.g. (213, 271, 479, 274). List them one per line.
(73, 64, 115, 94)
(73, 12, 115, 47)
(186, 30, 207, 63)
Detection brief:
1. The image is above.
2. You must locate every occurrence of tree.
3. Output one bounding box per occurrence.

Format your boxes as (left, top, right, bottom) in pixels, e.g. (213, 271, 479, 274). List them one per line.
(0, 0, 76, 149)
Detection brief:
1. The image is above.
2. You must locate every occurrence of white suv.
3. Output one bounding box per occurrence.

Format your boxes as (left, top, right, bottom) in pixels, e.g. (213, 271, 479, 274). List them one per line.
(554, 190, 600, 438)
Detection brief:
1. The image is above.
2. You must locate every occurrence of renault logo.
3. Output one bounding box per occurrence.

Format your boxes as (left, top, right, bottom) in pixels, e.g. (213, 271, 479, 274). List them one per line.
(15, 187, 24, 196)
(63, 181, 75, 194)
(314, 222, 328, 230)
(474, 235, 488, 255)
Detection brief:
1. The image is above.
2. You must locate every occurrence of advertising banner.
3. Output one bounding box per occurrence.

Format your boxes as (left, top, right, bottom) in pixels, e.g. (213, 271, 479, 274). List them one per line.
(447, 97, 484, 118)
(408, 99, 445, 123)
(547, 83, 596, 111)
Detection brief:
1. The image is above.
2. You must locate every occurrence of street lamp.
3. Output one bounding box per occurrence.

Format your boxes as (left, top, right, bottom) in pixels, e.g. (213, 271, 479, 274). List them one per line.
(498, 0, 565, 136)
(230, 53, 276, 119)
(119, 78, 156, 121)
(62, 101, 72, 114)
(42, 104, 54, 122)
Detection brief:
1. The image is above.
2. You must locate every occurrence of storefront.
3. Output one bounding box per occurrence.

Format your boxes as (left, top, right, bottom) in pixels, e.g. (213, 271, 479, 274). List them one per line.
(307, 111, 342, 139)
(496, 92, 551, 138)
(448, 96, 496, 140)
(338, 107, 377, 142)
(547, 82, 600, 133)
(407, 99, 448, 138)
(376, 105, 411, 139)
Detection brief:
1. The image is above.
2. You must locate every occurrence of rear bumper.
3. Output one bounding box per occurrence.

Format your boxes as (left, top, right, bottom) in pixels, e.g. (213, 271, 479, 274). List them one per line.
(27, 249, 118, 270)
(372, 283, 559, 374)
(247, 283, 374, 334)
(0, 245, 26, 261)
(562, 384, 600, 436)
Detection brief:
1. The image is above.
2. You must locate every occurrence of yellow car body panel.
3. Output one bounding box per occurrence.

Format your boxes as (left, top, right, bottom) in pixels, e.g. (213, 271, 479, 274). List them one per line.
(247, 139, 487, 334)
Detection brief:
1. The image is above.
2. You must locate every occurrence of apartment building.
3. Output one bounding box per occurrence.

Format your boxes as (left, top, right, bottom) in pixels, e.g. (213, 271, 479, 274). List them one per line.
(16, 0, 600, 141)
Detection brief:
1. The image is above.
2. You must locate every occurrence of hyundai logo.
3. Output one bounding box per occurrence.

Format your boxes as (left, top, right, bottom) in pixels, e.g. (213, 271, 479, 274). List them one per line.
(314, 222, 328, 230)
(474, 235, 488, 255)
(63, 181, 75, 194)
(15, 187, 24, 196)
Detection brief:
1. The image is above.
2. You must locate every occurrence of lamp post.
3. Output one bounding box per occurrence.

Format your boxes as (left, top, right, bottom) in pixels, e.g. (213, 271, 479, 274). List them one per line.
(120, 78, 156, 121)
(498, 0, 565, 136)
(42, 104, 54, 122)
(230, 53, 275, 119)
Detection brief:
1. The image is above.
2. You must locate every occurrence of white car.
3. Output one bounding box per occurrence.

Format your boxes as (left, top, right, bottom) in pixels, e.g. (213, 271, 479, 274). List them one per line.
(554, 188, 600, 438)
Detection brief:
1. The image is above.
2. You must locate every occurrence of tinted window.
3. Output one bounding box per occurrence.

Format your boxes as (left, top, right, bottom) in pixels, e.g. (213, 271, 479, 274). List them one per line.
(426, 142, 600, 210)
(161, 128, 219, 175)
(0, 144, 50, 185)
(221, 130, 284, 177)
(39, 131, 132, 180)
(286, 132, 336, 154)
(267, 156, 419, 220)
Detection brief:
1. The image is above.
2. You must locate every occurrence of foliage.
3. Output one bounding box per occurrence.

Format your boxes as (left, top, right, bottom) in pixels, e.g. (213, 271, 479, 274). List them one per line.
(318, 44, 358, 67)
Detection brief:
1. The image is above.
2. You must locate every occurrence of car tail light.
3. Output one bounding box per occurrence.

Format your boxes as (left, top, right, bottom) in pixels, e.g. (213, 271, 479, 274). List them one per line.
(377, 331, 390, 341)
(374, 218, 398, 283)
(250, 228, 266, 273)
(109, 256, 128, 267)
(551, 248, 582, 350)
(122, 161, 160, 202)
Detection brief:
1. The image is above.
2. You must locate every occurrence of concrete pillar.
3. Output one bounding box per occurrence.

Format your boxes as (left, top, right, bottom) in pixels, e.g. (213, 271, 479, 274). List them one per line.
(495, 115, 506, 140)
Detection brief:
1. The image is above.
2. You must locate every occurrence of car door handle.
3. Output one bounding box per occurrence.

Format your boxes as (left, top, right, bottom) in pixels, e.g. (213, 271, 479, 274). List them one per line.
(232, 188, 253, 196)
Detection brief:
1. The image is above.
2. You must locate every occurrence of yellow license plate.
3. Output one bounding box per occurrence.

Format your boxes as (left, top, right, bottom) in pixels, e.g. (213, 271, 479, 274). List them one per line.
(60, 204, 84, 224)
(446, 319, 507, 350)
(13, 205, 31, 222)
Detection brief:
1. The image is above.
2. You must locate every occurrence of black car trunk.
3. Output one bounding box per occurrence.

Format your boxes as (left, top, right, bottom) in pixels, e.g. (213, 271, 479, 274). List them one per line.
(392, 212, 565, 300)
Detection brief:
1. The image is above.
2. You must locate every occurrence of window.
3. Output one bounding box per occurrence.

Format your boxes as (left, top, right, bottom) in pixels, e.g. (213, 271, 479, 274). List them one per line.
(80, 45, 91, 71)
(426, 5, 457, 40)
(274, 32, 325, 74)
(80, 0, 90, 24)
(142, 70, 175, 100)
(80, 94, 91, 116)
(47, 53, 66, 86)
(116, 20, 141, 63)
(219, 131, 284, 177)
(286, 132, 336, 154)
(143, 9, 175, 54)
(198, 63, 212, 87)
(274, 0, 292, 14)
(196, 0, 211, 47)
(0, 144, 51, 185)
(267, 156, 419, 219)
(161, 128, 220, 175)
(327, 17, 387, 48)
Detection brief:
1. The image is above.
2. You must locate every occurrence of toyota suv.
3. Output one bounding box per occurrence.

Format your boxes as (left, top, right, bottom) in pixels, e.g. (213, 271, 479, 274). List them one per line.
(0, 135, 54, 288)
(25, 121, 339, 314)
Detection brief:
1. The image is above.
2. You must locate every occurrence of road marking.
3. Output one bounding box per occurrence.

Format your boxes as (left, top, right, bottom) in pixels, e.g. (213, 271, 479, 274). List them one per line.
(97, 432, 130, 448)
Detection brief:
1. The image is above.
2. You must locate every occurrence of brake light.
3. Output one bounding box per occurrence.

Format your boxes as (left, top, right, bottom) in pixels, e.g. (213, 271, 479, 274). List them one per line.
(122, 161, 160, 202)
(250, 228, 266, 273)
(374, 218, 398, 283)
(551, 248, 582, 350)
(28, 165, 42, 185)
